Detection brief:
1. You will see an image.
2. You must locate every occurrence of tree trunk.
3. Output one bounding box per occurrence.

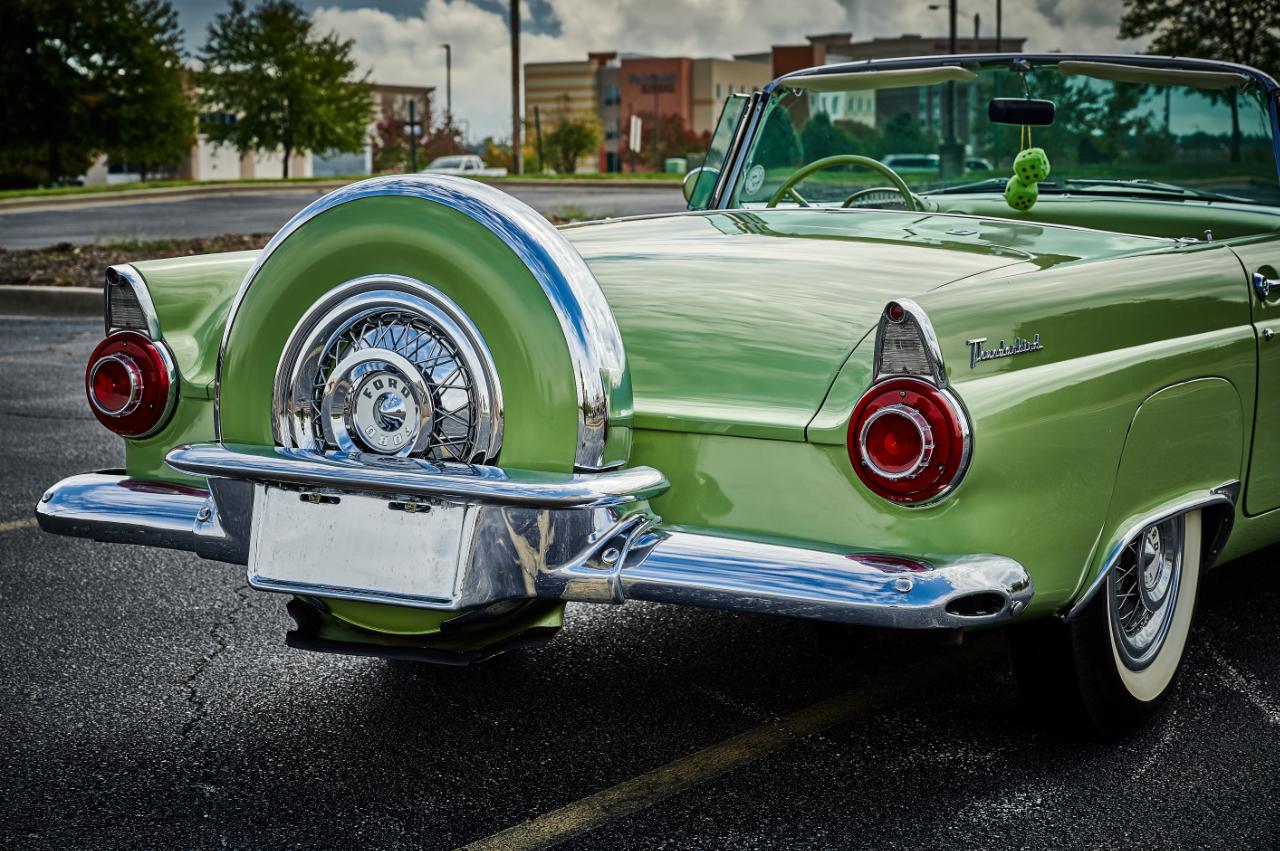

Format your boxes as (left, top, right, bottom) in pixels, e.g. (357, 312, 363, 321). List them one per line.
(282, 146, 291, 179)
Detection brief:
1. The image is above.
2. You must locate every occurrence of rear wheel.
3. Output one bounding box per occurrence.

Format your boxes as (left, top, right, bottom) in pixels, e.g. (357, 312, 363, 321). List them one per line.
(1010, 510, 1201, 736)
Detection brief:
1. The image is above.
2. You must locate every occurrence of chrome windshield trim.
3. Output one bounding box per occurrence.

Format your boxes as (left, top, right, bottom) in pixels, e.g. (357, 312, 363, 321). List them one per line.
(1064, 482, 1239, 621)
(216, 174, 631, 471)
(105, 264, 162, 339)
(765, 53, 1278, 94)
(165, 443, 668, 509)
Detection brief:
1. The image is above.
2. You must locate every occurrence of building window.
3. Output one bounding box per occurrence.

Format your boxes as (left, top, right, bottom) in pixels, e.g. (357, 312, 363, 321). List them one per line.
(602, 83, 620, 107)
(605, 119, 620, 141)
(716, 82, 722, 100)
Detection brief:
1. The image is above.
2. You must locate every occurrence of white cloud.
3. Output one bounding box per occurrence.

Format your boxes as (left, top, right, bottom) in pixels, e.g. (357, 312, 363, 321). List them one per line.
(313, 0, 1147, 141)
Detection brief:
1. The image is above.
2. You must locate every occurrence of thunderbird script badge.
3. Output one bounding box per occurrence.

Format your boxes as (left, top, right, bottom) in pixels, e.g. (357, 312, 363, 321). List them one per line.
(966, 334, 1044, 368)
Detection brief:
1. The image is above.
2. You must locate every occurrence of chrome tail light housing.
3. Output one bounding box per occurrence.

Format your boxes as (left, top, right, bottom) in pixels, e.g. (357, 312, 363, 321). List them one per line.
(85, 330, 178, 438)
(849, 300, 972, 505)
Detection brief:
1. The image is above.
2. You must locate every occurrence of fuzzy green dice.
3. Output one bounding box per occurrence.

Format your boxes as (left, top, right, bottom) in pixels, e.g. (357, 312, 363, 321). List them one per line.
(1004, 177, 1038, 212)
(1014, 147, 1051, 183)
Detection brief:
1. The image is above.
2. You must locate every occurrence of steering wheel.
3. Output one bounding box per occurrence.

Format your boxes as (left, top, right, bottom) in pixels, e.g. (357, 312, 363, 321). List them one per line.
(766, 155, 919, 211)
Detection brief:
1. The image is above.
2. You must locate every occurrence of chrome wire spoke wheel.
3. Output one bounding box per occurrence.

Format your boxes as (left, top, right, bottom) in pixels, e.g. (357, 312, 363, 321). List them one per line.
(276, 277, 502, 464)
(1107, 515, 1184, 671)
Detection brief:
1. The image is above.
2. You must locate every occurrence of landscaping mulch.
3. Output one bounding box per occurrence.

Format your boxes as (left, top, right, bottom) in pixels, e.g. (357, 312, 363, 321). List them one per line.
(0, 234, 272, 288)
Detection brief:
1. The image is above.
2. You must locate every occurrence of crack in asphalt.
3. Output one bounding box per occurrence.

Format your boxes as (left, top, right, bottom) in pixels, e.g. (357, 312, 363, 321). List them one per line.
(0, 409, 95, 422)
(180, 583, 253, 738)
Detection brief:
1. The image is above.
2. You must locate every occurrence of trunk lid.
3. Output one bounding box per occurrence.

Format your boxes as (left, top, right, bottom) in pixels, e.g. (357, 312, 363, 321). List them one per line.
(565, 208, 1163, 439)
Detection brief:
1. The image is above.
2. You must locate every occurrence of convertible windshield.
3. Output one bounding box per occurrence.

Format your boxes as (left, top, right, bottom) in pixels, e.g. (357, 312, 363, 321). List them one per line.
(729, 59, 1278, 209)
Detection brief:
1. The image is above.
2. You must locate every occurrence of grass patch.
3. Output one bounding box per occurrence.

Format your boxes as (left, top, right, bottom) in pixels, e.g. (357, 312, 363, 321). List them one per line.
(0, 170, 683, 202)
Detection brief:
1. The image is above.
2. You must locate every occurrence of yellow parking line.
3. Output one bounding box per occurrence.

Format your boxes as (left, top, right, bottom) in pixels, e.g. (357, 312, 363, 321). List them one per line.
(460, 639, 995, 851)
(0, 517, 37, 534)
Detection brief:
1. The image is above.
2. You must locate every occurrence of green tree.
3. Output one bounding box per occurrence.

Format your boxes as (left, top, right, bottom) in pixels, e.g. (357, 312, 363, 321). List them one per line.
(196, 0, 373, 178)
(876, 111, 938, 158)
(1120, 0, 1280, 161)
(753, 106, 802, 168)
(800, 112, 854, 161)
(102, 1, 194, 181)
(0, 0, 194, 186)
(545, 117, 598, 174)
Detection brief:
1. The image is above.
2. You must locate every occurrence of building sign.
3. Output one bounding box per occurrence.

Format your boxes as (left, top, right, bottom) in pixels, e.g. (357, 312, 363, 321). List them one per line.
(630, 73, 676, 94)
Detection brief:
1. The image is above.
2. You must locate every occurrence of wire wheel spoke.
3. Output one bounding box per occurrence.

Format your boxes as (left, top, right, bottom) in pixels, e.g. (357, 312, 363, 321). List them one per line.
(307, 308, 480, 463)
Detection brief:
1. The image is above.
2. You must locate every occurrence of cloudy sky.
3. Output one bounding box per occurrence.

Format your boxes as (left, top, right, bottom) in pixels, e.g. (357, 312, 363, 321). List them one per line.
(172, 0, 1146, 140)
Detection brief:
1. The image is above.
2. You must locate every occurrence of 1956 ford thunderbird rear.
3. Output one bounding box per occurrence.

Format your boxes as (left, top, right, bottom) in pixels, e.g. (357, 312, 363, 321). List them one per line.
(38, 53, 1280, 734)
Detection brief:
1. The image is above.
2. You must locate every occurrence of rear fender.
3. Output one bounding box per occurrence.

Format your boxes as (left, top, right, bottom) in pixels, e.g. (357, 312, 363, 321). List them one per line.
(1067, 377, 1244, 618)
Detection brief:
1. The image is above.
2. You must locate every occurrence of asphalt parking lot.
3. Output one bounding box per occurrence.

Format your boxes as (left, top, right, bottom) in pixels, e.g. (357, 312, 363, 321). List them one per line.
(0, 184, 685, 250)
(3, 315, 1280, 849)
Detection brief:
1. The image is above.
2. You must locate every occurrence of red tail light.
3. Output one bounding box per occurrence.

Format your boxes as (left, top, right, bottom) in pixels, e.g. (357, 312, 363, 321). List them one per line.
(85, 331, 177, 437)
(848, 377, 970, 505)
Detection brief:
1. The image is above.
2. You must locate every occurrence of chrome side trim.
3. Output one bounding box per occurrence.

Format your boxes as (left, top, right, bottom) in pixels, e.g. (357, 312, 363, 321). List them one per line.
(37, 470, 1033, 629)
(216, 174, 631, 471)
(165, 443, 668, 509)
(1064, 482, 1239, 621)
(621, 530, 1032, 629)
(105, 264, 162, 339)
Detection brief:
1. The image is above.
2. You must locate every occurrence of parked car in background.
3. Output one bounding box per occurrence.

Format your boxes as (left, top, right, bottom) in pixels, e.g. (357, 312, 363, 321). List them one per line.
(39, 53, 1280, 737)
(881, 153, 941, 173)
(421, 154, 508, 177)
(881, 154, 994, 174)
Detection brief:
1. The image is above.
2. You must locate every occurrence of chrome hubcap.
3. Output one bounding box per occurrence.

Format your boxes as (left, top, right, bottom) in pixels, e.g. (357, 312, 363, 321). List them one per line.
(277, 279, 503, 464)
(1108, 515, 1184, 671)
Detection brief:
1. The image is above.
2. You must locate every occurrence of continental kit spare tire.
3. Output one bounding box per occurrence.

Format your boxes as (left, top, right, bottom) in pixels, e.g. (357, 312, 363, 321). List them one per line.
(214, 175, 632, 636)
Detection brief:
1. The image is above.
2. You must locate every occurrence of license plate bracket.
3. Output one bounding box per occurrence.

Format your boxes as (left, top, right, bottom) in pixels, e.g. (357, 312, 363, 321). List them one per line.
(248, 484, 475, 608)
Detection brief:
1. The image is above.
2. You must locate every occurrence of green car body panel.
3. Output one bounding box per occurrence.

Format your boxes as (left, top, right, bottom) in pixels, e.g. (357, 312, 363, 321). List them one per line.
(117, 199, 1280, 633)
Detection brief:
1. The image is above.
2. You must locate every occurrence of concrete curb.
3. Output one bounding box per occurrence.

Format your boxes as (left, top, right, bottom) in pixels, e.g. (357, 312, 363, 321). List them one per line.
(0, 286, 100, 318)
(0, 177, 683, 213)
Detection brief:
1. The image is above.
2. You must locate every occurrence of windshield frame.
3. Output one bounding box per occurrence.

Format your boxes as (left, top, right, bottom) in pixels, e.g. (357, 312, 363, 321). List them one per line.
(708, 53, 1280, 211)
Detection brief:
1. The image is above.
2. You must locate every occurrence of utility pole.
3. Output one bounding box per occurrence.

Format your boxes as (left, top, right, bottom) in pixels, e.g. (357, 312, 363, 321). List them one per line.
(973, 12, 980, 44)
(441, 43, 452, 122)
(510, 0, 522, 174)
(651, 81, 660, 171)
(939, 0, 964, 178)
(533, 104, 544, 173)
(996, 0, 1003, 52)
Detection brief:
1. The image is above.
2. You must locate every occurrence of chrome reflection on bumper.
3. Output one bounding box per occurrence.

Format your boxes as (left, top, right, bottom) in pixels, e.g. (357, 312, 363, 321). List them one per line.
(37, 451, 1034, 630)
(166, 443, 668, 508)
(36, 472, 243, 563)
(624, 532, 1032, 629)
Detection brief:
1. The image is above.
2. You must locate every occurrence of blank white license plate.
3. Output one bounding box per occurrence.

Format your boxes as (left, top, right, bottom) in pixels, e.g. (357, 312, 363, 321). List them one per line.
(248, 485, 475, 606)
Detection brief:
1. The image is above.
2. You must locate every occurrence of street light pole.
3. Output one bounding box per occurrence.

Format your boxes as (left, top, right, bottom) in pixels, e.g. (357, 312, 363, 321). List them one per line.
(441, 43, 452, 122)
(996, 0, 1002, 52)
(510, 0, 522, 174)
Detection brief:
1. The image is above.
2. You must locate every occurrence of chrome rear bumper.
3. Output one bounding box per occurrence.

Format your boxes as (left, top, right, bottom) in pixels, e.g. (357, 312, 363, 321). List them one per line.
(37, 444, 1033, 630)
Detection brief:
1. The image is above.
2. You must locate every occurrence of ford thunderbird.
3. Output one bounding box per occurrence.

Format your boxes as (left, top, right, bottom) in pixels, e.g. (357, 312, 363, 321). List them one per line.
(38, 53, 1280, 734)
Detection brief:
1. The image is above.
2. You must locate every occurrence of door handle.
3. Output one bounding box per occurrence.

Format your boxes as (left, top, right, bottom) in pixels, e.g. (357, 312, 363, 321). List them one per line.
(1255, 272, 1278, 302)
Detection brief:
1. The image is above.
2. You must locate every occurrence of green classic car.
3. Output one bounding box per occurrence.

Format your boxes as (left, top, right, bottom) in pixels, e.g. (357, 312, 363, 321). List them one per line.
(38, 53, 1280, 734)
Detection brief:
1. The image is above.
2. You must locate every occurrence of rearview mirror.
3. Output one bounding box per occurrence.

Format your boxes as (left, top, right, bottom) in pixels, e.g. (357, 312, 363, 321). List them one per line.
(988, 98, 1056, 126)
